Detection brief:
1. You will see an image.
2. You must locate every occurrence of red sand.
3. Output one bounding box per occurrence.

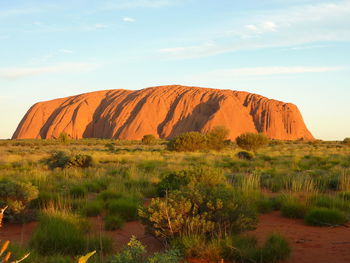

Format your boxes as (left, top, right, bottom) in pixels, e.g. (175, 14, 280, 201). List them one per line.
(249, 211, 350, 263)
(1, 212, 349, 262)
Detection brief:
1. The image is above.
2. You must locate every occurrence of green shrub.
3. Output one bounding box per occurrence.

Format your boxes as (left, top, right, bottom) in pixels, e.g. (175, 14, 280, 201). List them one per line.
(222, 235, 258, 262)
(206, 126, 230, 151)
(147, 250, 182, 263)
(237, 151, 254, 160)
(82, 201, 104, 217)
(107, 198, 139, 221)
(222, 234, 290, 263)
(167, 132, 207, 152)
(0, 179, 38, 222)
(343, 138, 350, 146)
(141, 135, 157, 145)
(104, 215, 124, 230)
(261, 234, 291, 263)
(305, 207, 348, 226)
(46, 151, 93, 169)
(98, 190, 123, 202)
(108, 236, 181, 263)
(338, 192, 350, 201)
(168, 127, 230, 152)
(108, 236, 146, 263)
(69, 185, 87, 198)
(172, 235, 221, 261)
(281, 200, 307, 219)
(157, 167, 227, 196)
(308, 194, 350, 212)
(256, 197, 274, 214)
(139, 184, 257, 239)
(236, 133, 269, 152)
(157, 171, 191, 196)
(29, 213, 87, 255)
(86, 234, 113, 254)
(30, 191, 59, 210)
(58, 132, 70, 144)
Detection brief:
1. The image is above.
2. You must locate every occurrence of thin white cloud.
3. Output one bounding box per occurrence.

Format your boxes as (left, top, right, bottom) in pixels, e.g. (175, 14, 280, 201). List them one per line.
(160, 1, 350, 59)
(59, 49, 74, 54)
(103, 0, 173, 9)
(0, 8, 38, 18)
(185, 66, 341, 83)
(123, 17, 136, 22)
(245, 21, 277, 34)
(203, 66, 341, 77)
(0, 62, 99, 80)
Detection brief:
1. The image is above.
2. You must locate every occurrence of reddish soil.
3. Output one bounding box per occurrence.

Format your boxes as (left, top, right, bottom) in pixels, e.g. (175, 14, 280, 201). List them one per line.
(89, 216, 163, 253)
(249, 211, 350, 263)
(1, 212, 350, 263)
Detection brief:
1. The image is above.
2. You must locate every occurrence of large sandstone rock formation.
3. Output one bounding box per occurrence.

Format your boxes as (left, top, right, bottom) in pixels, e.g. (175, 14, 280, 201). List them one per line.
(12, 85, 314, 140)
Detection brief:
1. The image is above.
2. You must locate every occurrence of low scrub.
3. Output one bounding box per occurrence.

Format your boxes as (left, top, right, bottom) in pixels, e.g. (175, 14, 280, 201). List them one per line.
(107, 198, 139, 221)
(104, 215, 124, 230)
(140, 184, 257, 240)
(29, 213, 87, 255)
(222, 234, 290, 263)
(0, 179, 38, 223)
(167, 126, 230, 152)
(107, 236, 182, 263)
(237, 151, 255, 160)
(304, 207, 348, 226)
(141, 134, 157, 145)
(281, 200, 308, 219)
(236, 133, 269, 152)
(82, 201, 104, 217)
(46, 151, 93, 169)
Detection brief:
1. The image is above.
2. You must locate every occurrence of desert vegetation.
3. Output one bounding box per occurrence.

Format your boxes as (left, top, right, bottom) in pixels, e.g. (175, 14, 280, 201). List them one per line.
(0, 132, 349, 262)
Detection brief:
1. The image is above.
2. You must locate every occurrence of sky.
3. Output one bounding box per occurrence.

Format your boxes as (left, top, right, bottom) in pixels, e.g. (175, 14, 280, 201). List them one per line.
(0, 0, 349, 140)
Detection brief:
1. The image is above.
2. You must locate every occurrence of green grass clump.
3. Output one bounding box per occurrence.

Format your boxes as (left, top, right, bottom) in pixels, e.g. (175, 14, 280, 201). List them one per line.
(86, 234, 113, 254)
(29, 211, 89, 256)
(304, 207, 348, 226)
(260, 234, 291, 263)
(255, 197, 274, 214)
(222, 234, 290, 263)
(98, 190, 123, 202)
(82, 201, 104, 217)
(104, 214, 124, 230)
(281, 200, 307, 219)
(107, 198, 139, 221)
(69, 185, 87, 198)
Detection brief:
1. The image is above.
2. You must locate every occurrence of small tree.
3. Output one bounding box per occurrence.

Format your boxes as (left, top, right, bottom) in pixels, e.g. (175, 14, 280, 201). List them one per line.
(206, 126, 230, 150)
(58, 132, 70, 144)
(343, 138, 350, 146)
(167, 132, 207, 152)
(142, 134, 157, 145)
(236, 132, 269, 152)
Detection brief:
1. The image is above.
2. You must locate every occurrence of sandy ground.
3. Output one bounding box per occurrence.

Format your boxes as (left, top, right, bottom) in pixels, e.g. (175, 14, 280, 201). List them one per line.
(249, 211, 350, 263)
(1, 212, 350, 263)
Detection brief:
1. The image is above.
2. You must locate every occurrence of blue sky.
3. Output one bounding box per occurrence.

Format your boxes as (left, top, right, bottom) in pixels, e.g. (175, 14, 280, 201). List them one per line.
(0, 0, 349, 140)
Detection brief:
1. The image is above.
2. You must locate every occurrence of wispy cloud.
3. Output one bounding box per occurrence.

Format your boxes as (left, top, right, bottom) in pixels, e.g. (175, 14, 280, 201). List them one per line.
(123, 17, 136, 22)
(185, 66, 341, 83)
(160, 1, 350, 59)
(59, 49, 74, 54)
(0, 8, 39, 18)
(201, 66, 341, 77)
(103, 0, 174, 9)
(0, 62, 99, 80)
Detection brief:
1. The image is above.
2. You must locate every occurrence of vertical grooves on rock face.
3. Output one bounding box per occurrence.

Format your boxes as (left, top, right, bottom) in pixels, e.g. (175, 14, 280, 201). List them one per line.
(12, 85, 314, 141)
